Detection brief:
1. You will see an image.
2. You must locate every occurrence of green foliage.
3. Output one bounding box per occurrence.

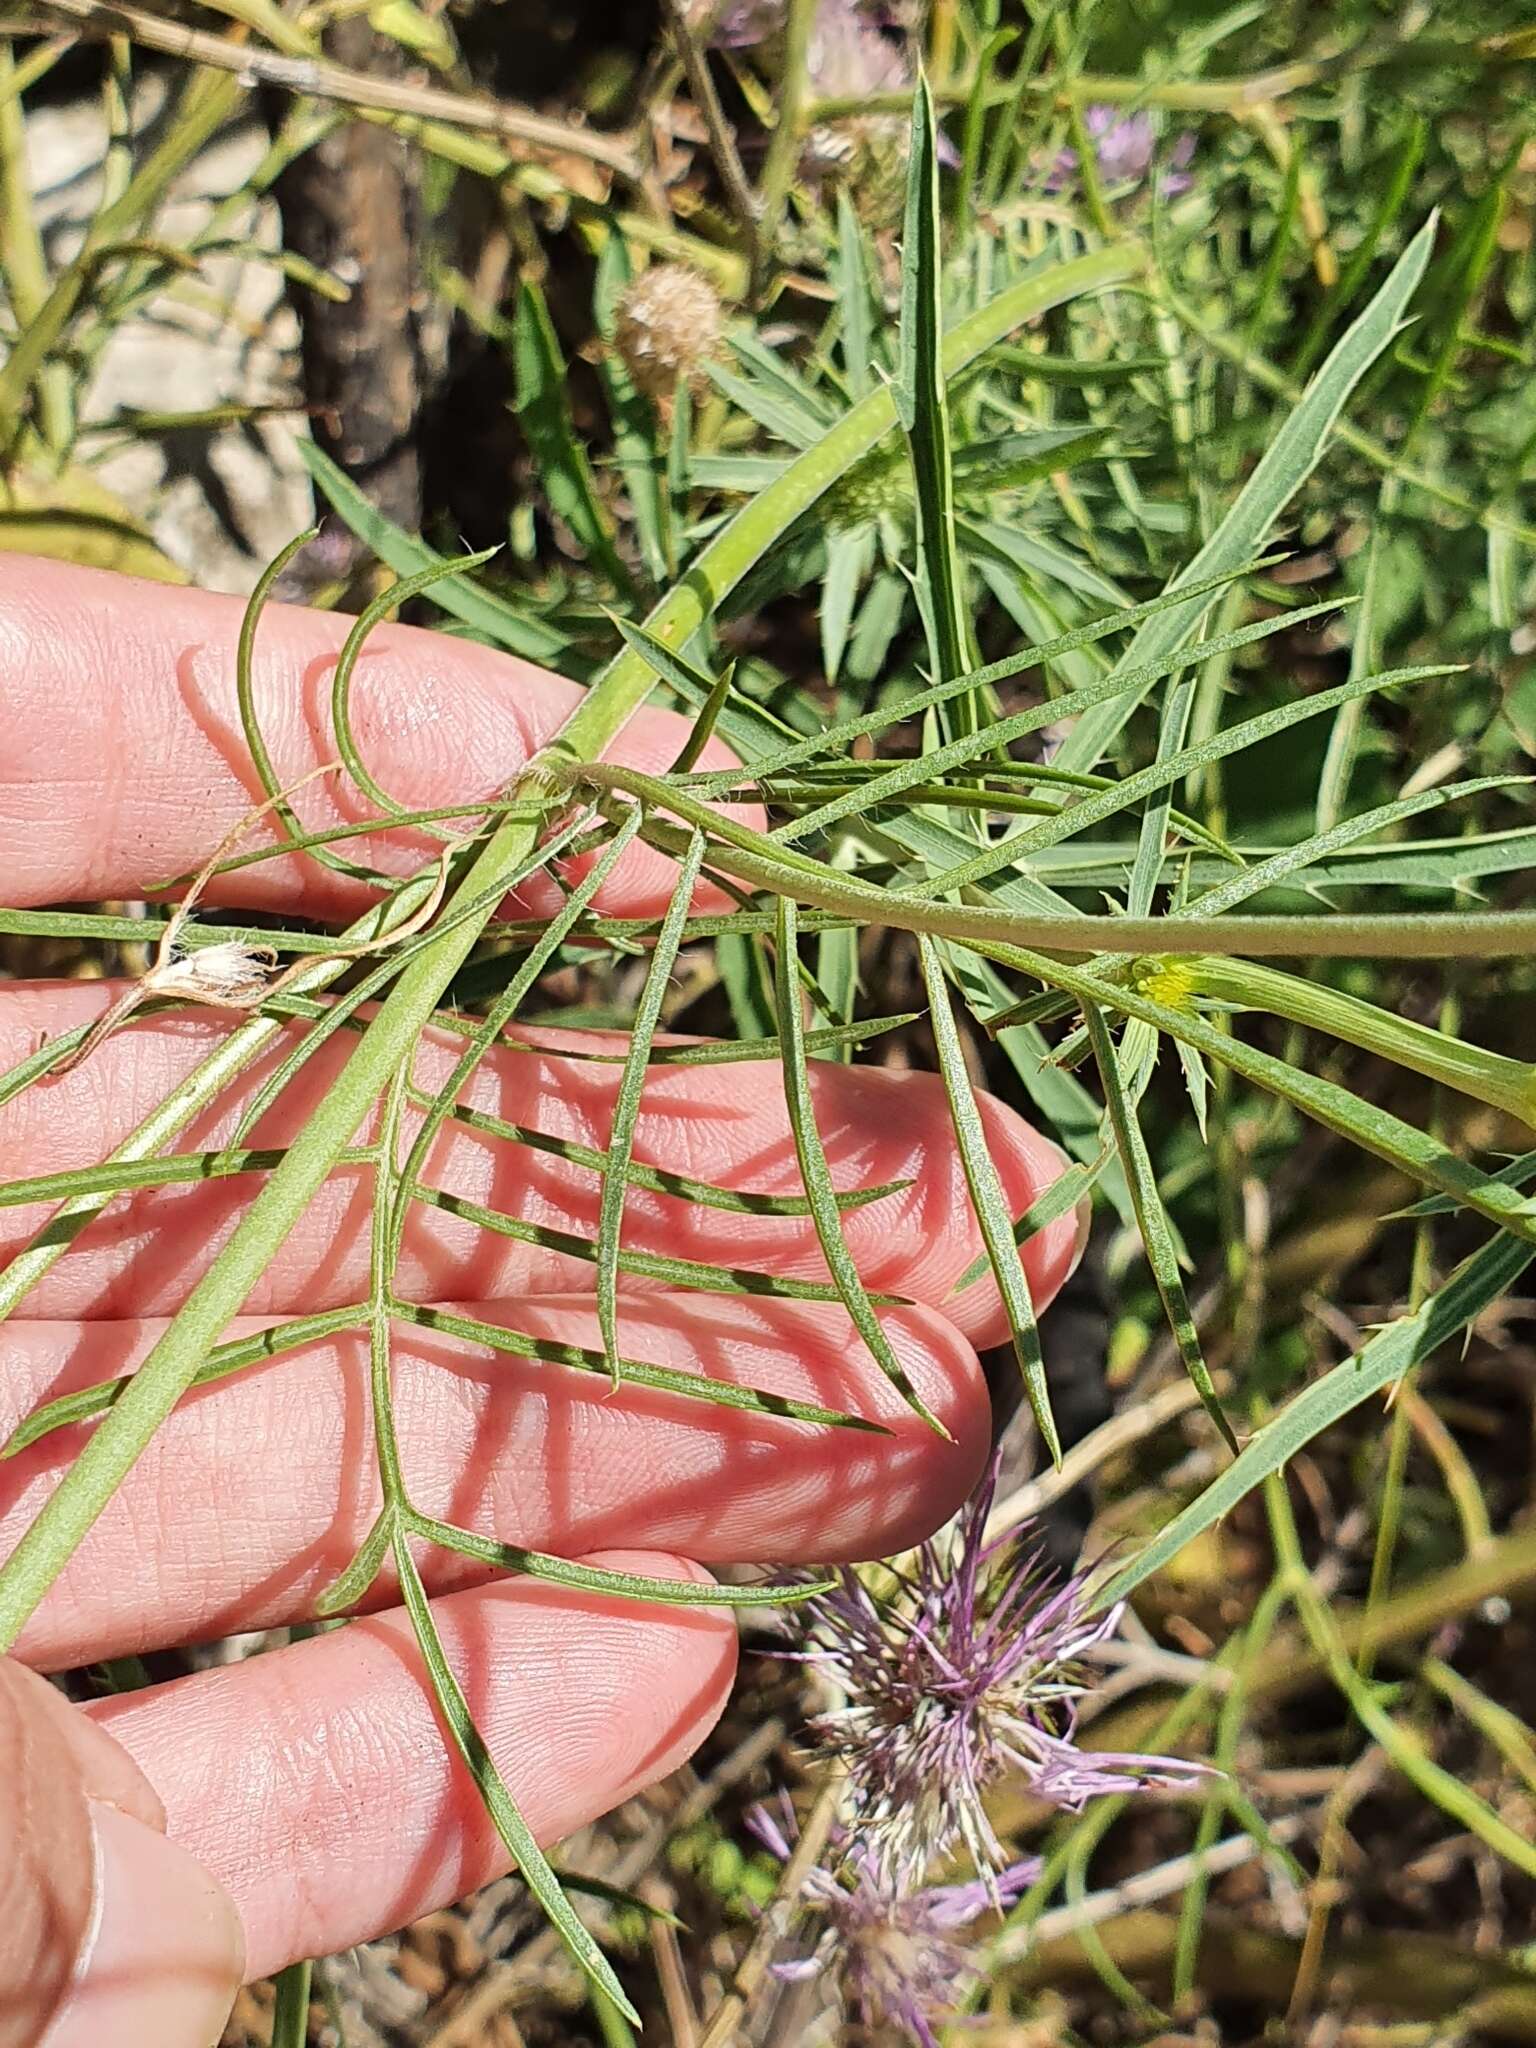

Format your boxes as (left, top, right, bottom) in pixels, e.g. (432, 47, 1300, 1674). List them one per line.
(3, 7, 1536, 2029)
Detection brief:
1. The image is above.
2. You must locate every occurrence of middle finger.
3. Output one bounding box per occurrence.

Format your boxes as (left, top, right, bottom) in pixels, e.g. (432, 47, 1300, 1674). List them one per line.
(0, 987, 1082, 1341)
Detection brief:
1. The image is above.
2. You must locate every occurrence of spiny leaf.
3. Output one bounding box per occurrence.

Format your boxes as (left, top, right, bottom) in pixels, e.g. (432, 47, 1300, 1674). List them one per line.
(391, 1530, 638, 2021)
(390, 809, 644, 1269)
(408, 1512, 830, 1608)
(951, 1151, 1107, 1294)
(897, 71, 974, 723)
(1055, 216, 1437, 775)
(773, 896, 949, 1438)
(397, 1303, 887, 1432)
(413, 1186, 912, 1306)
(668, 659, 738, 773)
(1, 1307, 369, 1458)
(419, 1098, 908, 1216)
(835, 187, 876, 398)
(685, 565, 1278, 796)
(0, 1145, 372, 1210)
(919, 935, 1059, 1463)
(1082, 1001, 1237, 1453)
(911, 661, 1453, 899)
(597, 831, 707, 1381)
(771, 599, 1349, 849)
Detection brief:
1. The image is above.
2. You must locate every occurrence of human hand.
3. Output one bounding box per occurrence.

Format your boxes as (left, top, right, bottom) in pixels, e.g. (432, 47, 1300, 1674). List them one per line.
(0, 559, 1085, 2043)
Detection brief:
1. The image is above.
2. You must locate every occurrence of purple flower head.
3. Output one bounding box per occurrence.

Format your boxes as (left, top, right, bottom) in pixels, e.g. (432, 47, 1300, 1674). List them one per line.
(749, 1800, 1036, 2048)
(1049, 105, 1195, 198)
(791, 1459, 1212, 1883)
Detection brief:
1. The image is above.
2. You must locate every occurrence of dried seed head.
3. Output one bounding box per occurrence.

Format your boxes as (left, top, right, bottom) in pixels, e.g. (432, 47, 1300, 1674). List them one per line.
(612, 264, 724, 401)
(151, 940, 279, 1008)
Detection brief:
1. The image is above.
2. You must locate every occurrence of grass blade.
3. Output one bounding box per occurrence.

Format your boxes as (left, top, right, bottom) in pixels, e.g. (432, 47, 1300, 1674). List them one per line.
(897, 72, 973, 720)
(514, 276, 630, 590)
(1055, 217, 1437, 775)
(836, 187, 875, 397)
(301, 443, 570, 663)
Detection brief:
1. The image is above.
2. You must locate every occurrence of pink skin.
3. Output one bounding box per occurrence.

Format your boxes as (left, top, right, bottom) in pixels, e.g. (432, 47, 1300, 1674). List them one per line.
(0, 560, 1085, 2024)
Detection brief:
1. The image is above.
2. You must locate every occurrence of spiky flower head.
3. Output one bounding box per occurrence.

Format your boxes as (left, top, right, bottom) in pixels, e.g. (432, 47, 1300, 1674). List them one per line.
(612, 264, 724, 402)
(750, 1802, 1036, 2048)
(792, 1458, 1211, 1883)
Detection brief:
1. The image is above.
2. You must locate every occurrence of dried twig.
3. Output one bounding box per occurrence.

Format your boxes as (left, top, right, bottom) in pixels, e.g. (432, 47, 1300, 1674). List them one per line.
(695, 1769, 844, 2048)
(423, 1717, 788, 2047)
(991, 1809, 1312, 1964)
(29, 0, 645, 183)
(983, 1375, 1216, 1545)
(660, 0, 761, 258)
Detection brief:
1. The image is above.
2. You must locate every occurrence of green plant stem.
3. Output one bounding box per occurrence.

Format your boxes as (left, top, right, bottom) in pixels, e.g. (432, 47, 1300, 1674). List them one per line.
(0, 61, 241, 446)
(0, 870, 440, 1323)
(584, 765, 1536, 958)
(753, 0, 816, 299)
(1184, 957, 1536, 1127)
(0, 795, 543, 1646)
(269, 1960, 313, 2048)
(548, 242, 1145, 761)
(0, 242, 1139, 1648)
(0, 42, 73, 453)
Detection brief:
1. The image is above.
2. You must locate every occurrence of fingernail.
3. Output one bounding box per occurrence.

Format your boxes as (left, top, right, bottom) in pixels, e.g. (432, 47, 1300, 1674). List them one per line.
(44, 1802, 244, 2048)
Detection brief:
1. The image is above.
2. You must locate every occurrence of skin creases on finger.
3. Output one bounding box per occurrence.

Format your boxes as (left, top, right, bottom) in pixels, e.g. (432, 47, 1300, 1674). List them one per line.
(0, 994, 1086, 1347)
(87, 1561, 738, 1983)
(1, 1293, 989, 1670)
(0, 554, 756, 920)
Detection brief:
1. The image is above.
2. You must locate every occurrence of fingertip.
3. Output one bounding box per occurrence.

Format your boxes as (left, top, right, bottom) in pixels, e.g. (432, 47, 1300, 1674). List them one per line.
(43, 1804, 243, 2048)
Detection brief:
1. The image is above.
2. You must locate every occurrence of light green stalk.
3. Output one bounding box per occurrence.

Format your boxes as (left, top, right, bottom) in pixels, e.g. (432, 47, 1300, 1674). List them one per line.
(0, 239, 1143, 1650)
(1174, 956, 1536, 1129)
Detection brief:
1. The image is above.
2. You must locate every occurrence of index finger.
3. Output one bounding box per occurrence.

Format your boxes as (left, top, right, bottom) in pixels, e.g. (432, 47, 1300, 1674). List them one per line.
(0, 556, 748, 919)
